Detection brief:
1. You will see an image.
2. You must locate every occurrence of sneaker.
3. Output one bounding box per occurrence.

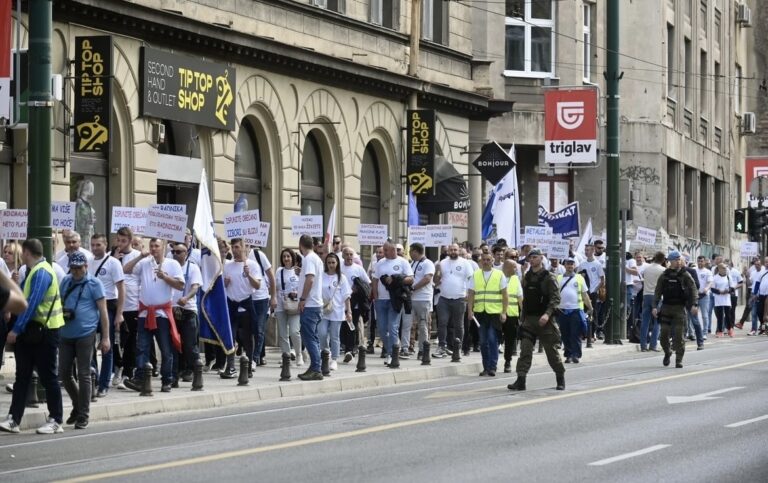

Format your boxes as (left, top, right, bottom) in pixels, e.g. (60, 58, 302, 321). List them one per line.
(385, 356, 392, 366)
(572, 358, 580, 364)
(728, 328, 734, 337)
(703, 335, 708, 340)
(399, 350, 411, 359)
(735, 322, 744, 329)
(503, 361, 512, 373)
(5, 383, 12, 393)
(487, 370, 496, 377)
(0, 415, 20, 433)
(290, 349, 296, 361)
(117, 377, 128, 390)
(564, 357, 572, 363)
(297, 370, 323, 381)
(219, 368, 237, 379)
(479, 370, 489, 376)
(123, 378, 142, 392)
(96, 388, 108, 398)
(296, 355, 305, 367)
(716, 332, 723, 338)
(748, 330, 757, 336)
(111, 375, 121, 387)
(329, 360, 338, 371)
(343, 352, 353, 363)
(66, 411, 78, 425)
(675, 361, 683, 369)
(432, 348, 447, 359)
(161, 384, 172, 393)
(663, 352, 671, 367)
(697, 345, 704, 350)
(181, 371, 193, 383)
(36, 418, 63, 434)
(74, 419, 89, 430)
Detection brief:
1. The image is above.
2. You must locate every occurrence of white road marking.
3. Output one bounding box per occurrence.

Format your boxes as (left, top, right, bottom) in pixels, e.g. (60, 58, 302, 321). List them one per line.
(588, 444, 671, 466)
(666, 386, 744, 404)
(725, 414, 768, 428)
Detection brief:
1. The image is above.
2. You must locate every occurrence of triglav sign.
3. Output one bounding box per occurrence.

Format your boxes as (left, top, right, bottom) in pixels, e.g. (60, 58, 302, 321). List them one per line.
(140, 47, 236, 131)
(544, 88, 598, 164)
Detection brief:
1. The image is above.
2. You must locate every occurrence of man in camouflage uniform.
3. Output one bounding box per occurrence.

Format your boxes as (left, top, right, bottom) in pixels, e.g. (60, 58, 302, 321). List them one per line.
(652, 250, 698, 368)
(508, 249, 565, 391)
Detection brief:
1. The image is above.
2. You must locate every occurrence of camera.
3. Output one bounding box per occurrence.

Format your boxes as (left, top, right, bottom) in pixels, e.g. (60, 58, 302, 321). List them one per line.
(63, 308, 74, 324)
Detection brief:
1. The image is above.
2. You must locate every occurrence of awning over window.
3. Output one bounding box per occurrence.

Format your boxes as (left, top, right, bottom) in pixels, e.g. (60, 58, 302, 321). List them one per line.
(416, 156, 470, 214)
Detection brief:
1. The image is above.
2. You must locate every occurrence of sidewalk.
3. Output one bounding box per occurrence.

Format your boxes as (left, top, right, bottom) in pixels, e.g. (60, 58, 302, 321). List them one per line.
(0, 328, 748, 431)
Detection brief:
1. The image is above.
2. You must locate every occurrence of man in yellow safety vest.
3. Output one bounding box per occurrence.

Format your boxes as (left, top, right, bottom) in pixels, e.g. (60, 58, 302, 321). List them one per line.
(502, 259, 523, 373)
(468, 252, 508, 377)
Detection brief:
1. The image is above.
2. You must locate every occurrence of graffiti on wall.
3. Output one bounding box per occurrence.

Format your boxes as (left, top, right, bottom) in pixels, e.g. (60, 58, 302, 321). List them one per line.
(620, 165, 660, 185)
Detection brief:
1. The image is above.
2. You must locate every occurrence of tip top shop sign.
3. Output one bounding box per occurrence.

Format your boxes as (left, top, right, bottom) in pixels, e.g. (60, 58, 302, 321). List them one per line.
(74, 36, 112, 153)
(140, 47, 236, 131)
(406, 109, 436, 196)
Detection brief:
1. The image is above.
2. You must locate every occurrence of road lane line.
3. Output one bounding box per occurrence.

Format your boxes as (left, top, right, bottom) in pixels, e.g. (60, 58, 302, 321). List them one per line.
(725, 414, 768, 428)
(54, 357, 768, 483)
(588, 444, 671, 466)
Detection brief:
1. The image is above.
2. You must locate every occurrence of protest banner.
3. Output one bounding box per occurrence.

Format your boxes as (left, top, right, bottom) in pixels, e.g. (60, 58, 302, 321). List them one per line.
(546, 237, 570, 260)
(538, 202, 580, 237)
(51, 202, 76, 230)
(740, 241, 759, 259)
(224, 209, 260, 239)
(408, 226, 427, 245)
(358, 224, 388, 245)
(291, 215, 323, 237)
(0, 209, 27, 240)
(635, 226, 658, 245)
(523, 225, 553, 246)
(425, 225, 453, 247)
(111, 207, 148, 234)
(145, 204, 188, 242)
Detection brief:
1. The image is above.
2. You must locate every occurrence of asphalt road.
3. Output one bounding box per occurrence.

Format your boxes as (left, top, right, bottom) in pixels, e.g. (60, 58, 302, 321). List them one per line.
(0, 338, 766, 482)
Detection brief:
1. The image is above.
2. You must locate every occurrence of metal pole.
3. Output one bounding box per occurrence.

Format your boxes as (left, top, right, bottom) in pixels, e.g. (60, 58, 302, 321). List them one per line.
(605, 0, 622, 344)
(620, 209, 627, 340)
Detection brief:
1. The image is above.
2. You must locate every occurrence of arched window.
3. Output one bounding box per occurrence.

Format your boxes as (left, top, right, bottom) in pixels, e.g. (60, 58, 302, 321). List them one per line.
(360, 143, 381, 224)
(235, 118, 262, 211)
(301, 131, 324, 216)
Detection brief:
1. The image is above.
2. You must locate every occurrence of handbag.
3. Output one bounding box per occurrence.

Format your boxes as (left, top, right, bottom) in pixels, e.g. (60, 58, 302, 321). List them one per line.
(323, 283, 339, 316)
(280, 268, 300, 315)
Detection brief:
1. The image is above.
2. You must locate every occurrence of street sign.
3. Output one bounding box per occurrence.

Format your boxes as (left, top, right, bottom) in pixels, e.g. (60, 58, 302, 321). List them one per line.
(472, 141, 514, 185)
(545, 87, 598, 164)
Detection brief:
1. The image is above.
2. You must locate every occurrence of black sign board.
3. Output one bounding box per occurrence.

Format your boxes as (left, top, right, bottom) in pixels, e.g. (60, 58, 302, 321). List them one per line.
(472, 142, 514, 185)
(74, 36, 112, 153)
(406, 109, 436, 196)
(140, 47, 236, 131)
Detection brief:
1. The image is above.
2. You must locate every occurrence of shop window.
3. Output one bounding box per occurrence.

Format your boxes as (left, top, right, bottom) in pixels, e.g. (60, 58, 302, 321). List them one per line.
(235, 118, 262, 212)
(301, 131, 325, 218)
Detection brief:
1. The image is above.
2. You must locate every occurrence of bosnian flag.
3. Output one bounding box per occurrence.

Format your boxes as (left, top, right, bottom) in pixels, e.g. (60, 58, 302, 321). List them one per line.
(194, 169, 234, 354)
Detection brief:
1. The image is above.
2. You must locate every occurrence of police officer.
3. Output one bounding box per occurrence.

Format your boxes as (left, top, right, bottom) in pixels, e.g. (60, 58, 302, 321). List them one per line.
(508, 248, 565, 391)
(652, 250, 698, 368)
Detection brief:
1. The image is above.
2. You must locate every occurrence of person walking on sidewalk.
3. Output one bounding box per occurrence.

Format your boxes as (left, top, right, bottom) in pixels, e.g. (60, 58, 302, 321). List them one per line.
(372, 241, 413, 366)
(468, 252, 508, 377)
(170, 243, 202, 384)
(275, 248, 303, 366)
(0, 239, 66, 435)
(711, 263, 734, 338)
(432, 243, 473, 359)
(640, 252, 666, 352)
(114, 227, 141, 389)
(340, 246, 371, 361)
(407, 243, 435, 358)
(501, 259, 523, 373)
(653, 251, 698, 369)
(58, 252, 111, 429)
(508, 248, 565, 392)
(557, 258, 592, 364)
(297, 234, 325, 381)
(319, 253, 352, 373)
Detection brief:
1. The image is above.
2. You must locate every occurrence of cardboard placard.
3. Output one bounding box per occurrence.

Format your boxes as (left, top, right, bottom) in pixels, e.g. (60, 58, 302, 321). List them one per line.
(635, 226, 658, 245)
(145, 204, 188, 242)
(523, 225, 553, 246)
(224, 209, 260, 239)
(0, 209, 28, 240)
(546, 238, 570, 260)
(408, 226, 427, 245)
(740, 242, 759, 259)
(246, 221, 270, 247)
(111, 207, 148, 234)
(358, 224, 388, 245)
(51, 202, 76, 230)
(291, 215, 323, 237)
(426, 225, 453, 247)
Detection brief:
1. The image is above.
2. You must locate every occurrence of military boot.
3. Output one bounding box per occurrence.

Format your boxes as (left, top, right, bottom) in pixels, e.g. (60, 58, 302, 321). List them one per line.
(389, 345, 401, 369)
(556, 373, 565, 391)
(507, 376, 526, 391)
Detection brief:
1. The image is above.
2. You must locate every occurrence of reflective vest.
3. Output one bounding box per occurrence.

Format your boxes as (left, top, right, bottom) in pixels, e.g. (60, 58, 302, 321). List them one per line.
(472, 269, 504, 314)
(507, 275, 521, 317)
(557, 273, 586, 310)
(23, 261, 65, 329)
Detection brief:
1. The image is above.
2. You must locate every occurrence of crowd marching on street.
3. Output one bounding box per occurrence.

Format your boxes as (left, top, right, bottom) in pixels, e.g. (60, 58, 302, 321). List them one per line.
(0, 227, 765, 435)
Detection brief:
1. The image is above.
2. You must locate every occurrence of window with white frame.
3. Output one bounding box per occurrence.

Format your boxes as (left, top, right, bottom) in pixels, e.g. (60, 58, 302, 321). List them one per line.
(422, 0, 449, 45)
(313, 0, 345, 14)
(583, 2, 592, 82)
(504, 0, 554, 77)
(371, 0, 398, 29)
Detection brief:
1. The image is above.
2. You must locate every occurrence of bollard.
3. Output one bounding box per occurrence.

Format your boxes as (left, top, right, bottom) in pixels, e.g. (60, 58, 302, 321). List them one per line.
(451, 338, 462, 362)
(356, 345, 367, 372)
(26, 371, 39, 408)
(90, 368, 98, 402)
(421, 341, 431, 366)
(389, 344, 400, 369)
(237, 355, 250, 386)
(191, 359, 204, 391)
(321, 350, 331, 376)
(279, 353, 291, 381)
(140, 363, 154, 397)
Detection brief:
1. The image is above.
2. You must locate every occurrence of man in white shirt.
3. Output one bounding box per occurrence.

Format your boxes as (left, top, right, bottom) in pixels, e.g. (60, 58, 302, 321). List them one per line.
(725, 259, 743, 329)
(743, 258, 765, 335)
(221, 239, 261, 379)
(556, 258, 592, 364)
(695, 255, 714, 337)
(297, 234, 325, 380)
(122, 238, 185, 393)
(340, 246, 371, 360)
(366, 245, 384, 352)
(56, 231, 94, 272)
(170, 243, 202, 384)
(114, 226, 142, 388)
(248, 246, 276, 366)
(577, 244, 605, 345)
(639, 252, 666, 351)
(406, 243, 435, 359)
(433, 243, 473, 359)
(372, 240, 413, 366)
(89, 234, 125, 397)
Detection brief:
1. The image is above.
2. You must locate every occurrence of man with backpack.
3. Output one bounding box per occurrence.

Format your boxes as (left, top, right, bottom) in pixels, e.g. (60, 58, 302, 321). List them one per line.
(652, 251, 698, 368)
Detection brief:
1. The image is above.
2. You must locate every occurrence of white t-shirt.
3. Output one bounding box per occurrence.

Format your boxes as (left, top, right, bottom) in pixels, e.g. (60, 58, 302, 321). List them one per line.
(758, 272, 768, 296)
(0, 258, 9, 276)
(275, 266, 300, 313)
(712, 274, 732, 307)
(748, 265, 766, 288)
(467, 269, 508, 291)
(559, 273, 587, 310)
(299, 251, 324, 308)
(633, 262, 647, 292)
(173, 261, 203, 313)
(695, 268, 713, 295)
(373, 256, 413, 301)
(625, 258, 638, 286)
(410, 257, 436, 302)
(577, 259, 604, 293)
(56, 247, 94, 272)
(340, 262, 370, 286)
(89, 254, 124, 301)
(437, 257, 474, 299)
(136, 257, 184, 318)
(729, 268, 743, 299)
(247, 249, 273, 300)
(116, 249, 141, 311)
(223, 259, 261, 302)
(322, 272, 352, 321)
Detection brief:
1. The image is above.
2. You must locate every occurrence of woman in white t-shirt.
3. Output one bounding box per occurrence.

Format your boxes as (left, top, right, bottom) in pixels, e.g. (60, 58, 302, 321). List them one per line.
(711, 263, 733, 337)
(275, 248, 303, 367)
(318, 253, 352, 373)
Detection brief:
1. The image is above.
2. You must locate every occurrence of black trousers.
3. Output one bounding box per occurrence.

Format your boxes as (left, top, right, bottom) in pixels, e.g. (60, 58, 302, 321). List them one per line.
(503, 315, 519, 362)
(173, 308, 200, 375)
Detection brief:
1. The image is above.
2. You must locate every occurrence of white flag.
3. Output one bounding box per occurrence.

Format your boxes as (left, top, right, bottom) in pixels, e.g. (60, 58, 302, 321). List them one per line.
(576, 218, 593, 256)
(324, 203, 337, 248)
(492, 145, 521, 248)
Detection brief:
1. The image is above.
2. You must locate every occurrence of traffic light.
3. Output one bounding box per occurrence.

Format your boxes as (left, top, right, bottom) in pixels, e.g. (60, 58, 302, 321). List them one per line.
(748, 207, 768, 241)
(735, 208, 747, 233)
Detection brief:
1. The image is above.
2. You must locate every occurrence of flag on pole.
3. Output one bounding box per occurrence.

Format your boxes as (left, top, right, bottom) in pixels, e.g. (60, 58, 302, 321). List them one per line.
(408, 189, 419, 227)
(324, 203, 337, 248)
(194, 169, 234, 354)
(576, 218, 593, 256)
(491, 145, 521, 247)
(481, 186, 498, 240)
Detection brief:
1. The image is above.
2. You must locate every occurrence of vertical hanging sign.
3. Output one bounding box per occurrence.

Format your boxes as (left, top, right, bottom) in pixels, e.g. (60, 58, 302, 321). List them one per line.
(406, 109, 435, 196)
(0, 0, 11, 122)
(74, 36, 112, 153)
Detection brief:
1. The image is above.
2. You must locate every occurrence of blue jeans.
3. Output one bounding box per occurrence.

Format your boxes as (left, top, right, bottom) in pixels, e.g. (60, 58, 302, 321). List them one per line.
(251, 298, 270, 363)
(688, 309, 703, 346)
(698, 294, 712, 334)
(476, 313, 499, 372)
(708, 293, 715, 328)
(751, 298, 759, 331)
(375, 300, 401, 356)
(300, 307, 322, 372)
(96, 302, 116, 391)
(558, 310, 583, 359)
(318, 319, 342, 359)
(640, 294, 660, 350)
(137, 316, 174, 385)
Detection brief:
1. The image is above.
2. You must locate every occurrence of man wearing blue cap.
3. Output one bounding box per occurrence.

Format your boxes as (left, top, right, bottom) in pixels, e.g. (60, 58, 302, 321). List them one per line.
(652, 250, 698, 368)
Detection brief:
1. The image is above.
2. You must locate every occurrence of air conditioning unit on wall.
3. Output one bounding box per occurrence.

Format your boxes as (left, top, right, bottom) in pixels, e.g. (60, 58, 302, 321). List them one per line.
(742, 112, 756, 135)
(737, 3, 753, 27)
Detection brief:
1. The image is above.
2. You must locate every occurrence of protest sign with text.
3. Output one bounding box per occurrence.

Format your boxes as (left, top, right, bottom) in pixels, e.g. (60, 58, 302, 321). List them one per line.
(426, 225, 453, 247)
(111, 207, 147, 234)
(291, 215, 323, 237)
(408, 226, 428, 244)
(523, 225, 553, 246)
(0, 209, 28, 240)
(51, 202, 76, 230)
(145, 204, 188, 242)
(740, 242, 759, 259)
(245, 221, 270, 247)
(635, 226, 657, 245)
(224, 209, 260, 239)
(358, 224, 388, 245)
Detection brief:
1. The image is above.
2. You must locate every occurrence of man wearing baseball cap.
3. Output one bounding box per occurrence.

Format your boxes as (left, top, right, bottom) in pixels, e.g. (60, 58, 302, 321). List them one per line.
(652, 250, 698, 368)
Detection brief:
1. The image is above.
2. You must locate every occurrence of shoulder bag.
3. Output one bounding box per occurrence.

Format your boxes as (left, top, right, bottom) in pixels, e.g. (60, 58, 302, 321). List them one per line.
(281, 268, 300, 315)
